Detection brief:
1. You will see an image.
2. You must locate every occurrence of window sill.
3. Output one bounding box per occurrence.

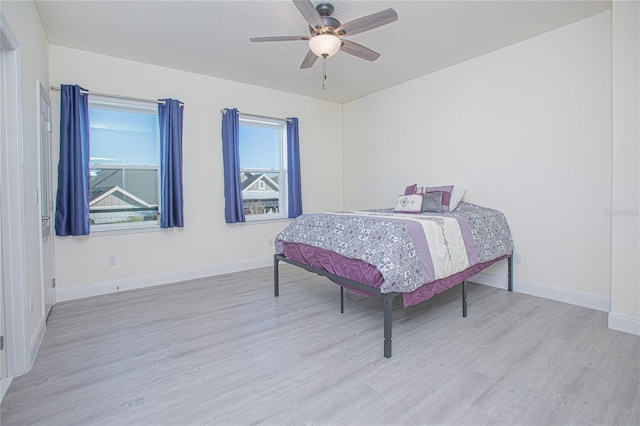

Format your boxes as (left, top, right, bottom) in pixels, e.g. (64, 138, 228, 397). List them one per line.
(230, 217, 293, 225)
(90, 222, 161, 237)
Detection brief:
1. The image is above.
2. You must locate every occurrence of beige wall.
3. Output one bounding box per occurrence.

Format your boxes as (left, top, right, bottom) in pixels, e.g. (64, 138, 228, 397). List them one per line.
(343, 13, 613, 306)
(610, 0, 640, 332)
(49, 46, 343, 293)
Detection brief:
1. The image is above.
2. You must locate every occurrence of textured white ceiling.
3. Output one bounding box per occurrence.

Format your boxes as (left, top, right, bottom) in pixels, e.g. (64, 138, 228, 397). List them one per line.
(34, 0, 610, 103)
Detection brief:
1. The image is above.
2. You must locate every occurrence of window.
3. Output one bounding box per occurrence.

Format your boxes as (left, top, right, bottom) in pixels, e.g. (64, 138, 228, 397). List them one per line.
(88, 96, 160, 231)
(238, 114, 287, 220)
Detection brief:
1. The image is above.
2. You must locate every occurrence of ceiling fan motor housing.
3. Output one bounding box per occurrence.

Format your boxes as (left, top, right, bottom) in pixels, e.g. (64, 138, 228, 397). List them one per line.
(310, 2, 341, 35)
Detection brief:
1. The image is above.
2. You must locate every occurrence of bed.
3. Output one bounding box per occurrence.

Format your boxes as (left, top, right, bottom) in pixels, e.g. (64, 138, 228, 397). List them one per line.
(273, 199, 514, 358)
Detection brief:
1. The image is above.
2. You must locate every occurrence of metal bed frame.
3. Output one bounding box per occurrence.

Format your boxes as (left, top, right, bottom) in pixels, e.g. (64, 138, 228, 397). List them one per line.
(274, 253, 514, 358)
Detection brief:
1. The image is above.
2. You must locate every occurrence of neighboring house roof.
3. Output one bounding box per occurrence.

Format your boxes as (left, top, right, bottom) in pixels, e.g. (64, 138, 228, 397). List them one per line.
(89, 186, 158, 225)
(241, 172, 279, 193)
(90, 211, 147, 225)
(89, 168, 159, 205)
(90, 186, 155, 209)
(241, 172, 259, 188)
(243, 190, 279, 201)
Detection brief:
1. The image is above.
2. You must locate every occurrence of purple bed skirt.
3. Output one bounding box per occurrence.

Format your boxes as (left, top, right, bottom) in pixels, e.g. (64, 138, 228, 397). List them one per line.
(282, 242, 509, 308)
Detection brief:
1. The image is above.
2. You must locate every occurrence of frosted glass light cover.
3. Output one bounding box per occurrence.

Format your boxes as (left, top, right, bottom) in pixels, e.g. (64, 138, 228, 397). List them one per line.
(308, 34, 341, 58)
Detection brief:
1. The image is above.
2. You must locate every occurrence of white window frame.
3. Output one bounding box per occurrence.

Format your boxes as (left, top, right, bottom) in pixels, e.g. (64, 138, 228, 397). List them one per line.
(88, 95, 161, 234)
(238, 114, 288, 222)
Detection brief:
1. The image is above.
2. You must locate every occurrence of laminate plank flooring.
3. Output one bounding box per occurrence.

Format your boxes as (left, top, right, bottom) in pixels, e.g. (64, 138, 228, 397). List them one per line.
(2, 265, 639, 425)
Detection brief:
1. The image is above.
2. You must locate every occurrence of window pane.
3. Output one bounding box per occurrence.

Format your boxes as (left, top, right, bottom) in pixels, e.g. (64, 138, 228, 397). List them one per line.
(237, 116, 286, 219)
(89, 167, 159, 225)
(88, 103, 160, 227)
(239, 125, 280, 169)
(240, 171, 280, 216)
(89, 107, 158, 166)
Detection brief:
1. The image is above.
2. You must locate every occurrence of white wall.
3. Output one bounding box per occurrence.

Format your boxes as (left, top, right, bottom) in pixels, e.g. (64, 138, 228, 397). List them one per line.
(343, 12, 613, 308)
(32, 4, 640, 333)
(1, 0, 49, 358)
(49, 46, 343, 296)
(610, 0, 640, 334)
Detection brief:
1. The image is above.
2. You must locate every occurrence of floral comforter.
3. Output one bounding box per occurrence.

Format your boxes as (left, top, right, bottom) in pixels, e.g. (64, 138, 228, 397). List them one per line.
(275, 202, 513, 294)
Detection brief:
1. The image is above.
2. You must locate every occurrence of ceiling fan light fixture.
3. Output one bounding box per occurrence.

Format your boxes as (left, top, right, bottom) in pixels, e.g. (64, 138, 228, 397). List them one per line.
(309, 34, 341, 58)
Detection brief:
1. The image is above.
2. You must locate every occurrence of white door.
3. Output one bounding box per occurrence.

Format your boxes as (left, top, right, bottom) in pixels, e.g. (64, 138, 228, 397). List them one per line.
(1, 33, 8, 387)
(0, 217, 5, 387)
(38, 82, 55, 318)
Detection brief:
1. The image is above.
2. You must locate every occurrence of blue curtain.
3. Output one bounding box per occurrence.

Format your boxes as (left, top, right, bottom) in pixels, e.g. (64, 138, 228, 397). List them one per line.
(158, 99, 184, 228)
(55, 84, 90, 236)
(287, 117, 302, 218)
(221, 108, 245, 223)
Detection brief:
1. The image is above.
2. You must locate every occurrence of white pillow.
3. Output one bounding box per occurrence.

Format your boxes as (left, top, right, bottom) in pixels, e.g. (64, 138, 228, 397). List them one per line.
(449, 186, 467, 211)
(394, 194, 423, 213)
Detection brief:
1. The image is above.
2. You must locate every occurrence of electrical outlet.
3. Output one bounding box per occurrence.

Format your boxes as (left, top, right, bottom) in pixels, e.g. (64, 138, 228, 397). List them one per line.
(514, 252, 522, 264)
(108, 255, 117, 266)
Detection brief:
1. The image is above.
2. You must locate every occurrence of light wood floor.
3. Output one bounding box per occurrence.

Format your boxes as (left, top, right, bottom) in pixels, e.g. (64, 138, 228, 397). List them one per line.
(2, 265, 639, 425)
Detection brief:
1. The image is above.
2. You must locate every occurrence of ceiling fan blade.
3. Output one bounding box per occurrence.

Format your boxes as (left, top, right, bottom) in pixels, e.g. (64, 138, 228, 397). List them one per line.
(293, 0, 324, 30)
(300, 50, 318, 69)
(340, 39, 380, 62)
(336, 8, 398, 36)
(250, 36, 310, 42)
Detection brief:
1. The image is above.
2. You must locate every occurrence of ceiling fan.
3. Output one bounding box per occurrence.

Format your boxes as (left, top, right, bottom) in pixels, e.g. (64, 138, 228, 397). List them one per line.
(250, 0, 398, 69)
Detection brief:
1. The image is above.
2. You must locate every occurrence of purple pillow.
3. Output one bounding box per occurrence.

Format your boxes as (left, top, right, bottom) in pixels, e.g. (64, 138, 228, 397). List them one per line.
(425, 185, 453, 211)
(404, 184, 417, 195)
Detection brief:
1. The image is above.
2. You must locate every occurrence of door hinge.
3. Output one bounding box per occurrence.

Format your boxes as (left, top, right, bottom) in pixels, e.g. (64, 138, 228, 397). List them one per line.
(46, 121, 52, 133)
(52, 278, 56, 288)
(1, 336, 4, 351)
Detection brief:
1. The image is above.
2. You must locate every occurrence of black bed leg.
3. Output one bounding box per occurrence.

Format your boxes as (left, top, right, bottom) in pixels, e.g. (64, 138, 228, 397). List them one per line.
(462, 281, 468, 318)
(508, 253, 514, 292)
(383, 293, 395, 358)
(273, 255, 280, 297)
(340, 286, 344, 313)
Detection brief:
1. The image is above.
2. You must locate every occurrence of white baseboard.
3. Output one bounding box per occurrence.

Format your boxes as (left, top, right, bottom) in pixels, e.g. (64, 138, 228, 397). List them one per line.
(56, 257, 273, 302)
(469, 271, 611, 312)
(57, 259, 637, 337)
(608, 313, 640, 336)
(29, 314, 46, 368)
(1, 376, 13, 403)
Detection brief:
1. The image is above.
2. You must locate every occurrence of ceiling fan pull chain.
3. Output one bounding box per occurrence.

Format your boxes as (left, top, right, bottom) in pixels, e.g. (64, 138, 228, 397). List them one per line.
(322, 56, 327, 90)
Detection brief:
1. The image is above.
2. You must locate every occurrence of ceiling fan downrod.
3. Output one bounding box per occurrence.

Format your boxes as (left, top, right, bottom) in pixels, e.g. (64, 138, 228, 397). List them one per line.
(311, 2, 341, 35)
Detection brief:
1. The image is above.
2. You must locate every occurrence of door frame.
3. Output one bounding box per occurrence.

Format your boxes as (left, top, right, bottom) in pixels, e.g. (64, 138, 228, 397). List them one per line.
(0, 194, 6, 398)
(1, 12, 32, 380)
(37, 80, 55, 318)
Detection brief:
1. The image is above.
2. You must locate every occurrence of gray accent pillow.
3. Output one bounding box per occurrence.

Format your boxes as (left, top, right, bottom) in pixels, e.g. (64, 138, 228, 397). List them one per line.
(422, 191, 444, 213)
